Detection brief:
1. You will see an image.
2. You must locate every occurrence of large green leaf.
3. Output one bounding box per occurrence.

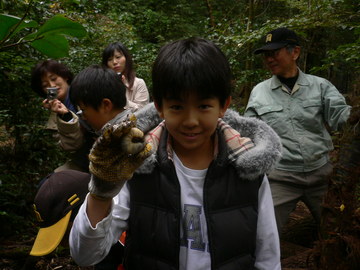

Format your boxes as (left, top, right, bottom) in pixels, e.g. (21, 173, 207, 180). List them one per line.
(0, 14, 19, 41)
(0, 14, 38, 41)
(26, 14, 86, 40)
(31, 34, 69, 58)
(10, 20, 38, 39)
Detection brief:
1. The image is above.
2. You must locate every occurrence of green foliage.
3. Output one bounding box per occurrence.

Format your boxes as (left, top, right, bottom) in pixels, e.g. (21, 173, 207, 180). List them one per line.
(0, 12, 87, 58)
(310, 29, 360, 75)
(0, 0, 85, 237)
(0, 53, 68, 235)
(0, 0, 360, 240)
(27, 15, 86, 57)
(0, 14, 38, 41)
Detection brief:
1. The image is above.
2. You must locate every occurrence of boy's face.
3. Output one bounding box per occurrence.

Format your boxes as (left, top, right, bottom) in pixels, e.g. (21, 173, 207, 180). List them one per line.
(78, 101, 111, 131)
(156, 94, 230, 157)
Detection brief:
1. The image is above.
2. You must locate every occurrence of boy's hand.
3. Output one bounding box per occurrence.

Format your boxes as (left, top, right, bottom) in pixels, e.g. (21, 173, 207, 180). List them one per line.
(88, 114, 152, 198)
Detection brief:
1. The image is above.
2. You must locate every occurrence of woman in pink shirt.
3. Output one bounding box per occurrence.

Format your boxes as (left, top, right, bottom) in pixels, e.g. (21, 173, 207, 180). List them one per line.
(102, 42, 149, 112)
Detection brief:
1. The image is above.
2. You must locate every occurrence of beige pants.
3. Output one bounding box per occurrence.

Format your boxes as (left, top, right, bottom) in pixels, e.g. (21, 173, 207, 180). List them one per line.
(268, 162, 333, 235)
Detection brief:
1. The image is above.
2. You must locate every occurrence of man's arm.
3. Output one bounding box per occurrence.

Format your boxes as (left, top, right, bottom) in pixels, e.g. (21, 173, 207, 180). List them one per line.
(322, 80, 351, 131)
(244, 106, 259, 118)
(244, 89, 260, 118)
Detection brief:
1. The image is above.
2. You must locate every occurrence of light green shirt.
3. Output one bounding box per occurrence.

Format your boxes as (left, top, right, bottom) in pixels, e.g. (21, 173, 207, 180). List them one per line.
(245, 69, 351, 172)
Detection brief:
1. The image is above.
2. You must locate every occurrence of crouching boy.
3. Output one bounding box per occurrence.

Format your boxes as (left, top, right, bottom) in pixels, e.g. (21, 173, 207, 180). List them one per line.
(70, 38, 282, 270)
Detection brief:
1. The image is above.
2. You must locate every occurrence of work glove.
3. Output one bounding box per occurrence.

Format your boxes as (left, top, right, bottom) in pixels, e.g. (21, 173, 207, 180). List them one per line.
(88, 114, 152, 199)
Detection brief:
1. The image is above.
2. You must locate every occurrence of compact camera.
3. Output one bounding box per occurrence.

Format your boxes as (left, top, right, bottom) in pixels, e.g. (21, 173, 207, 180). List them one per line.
(46, 87, 58, 100)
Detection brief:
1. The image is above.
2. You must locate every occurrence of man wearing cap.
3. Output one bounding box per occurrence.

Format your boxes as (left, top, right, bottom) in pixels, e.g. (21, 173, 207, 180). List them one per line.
(244, 27, 351, 236)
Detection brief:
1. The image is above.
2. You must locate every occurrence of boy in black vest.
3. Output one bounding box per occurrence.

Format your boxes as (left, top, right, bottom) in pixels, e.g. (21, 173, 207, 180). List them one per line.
(70, 37, 282, 269)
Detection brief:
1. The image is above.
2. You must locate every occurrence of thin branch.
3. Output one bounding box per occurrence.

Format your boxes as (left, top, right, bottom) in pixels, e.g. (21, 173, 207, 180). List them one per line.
(255, 0, 271, 19)
(204, 0, 215, 28)
(0, 36, 41, 52)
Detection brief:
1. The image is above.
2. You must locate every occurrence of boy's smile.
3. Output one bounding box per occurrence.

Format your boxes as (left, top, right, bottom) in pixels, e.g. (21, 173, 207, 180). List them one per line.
(157, 94, 230, 169)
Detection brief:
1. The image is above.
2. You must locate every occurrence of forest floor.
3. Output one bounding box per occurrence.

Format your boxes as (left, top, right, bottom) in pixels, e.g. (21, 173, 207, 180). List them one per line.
(0, 201, 317, 270)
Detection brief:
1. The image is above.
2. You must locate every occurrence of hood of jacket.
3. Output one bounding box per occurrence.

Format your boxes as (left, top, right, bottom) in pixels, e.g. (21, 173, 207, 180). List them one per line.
(134, 103, 282, 180)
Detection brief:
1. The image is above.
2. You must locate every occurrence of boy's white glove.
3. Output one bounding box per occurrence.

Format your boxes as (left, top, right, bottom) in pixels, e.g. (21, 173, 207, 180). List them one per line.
(88, 114, 152, 199)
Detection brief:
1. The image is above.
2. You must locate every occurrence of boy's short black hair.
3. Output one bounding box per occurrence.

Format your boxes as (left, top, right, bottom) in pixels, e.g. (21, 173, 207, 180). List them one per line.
(152, 37, 232, 108)
(70, 65, 127, 110)
(31, 60, 73, 98)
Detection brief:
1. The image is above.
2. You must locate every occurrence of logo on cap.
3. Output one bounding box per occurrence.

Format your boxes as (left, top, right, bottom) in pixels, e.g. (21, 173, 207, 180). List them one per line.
(69, 194, 80, 206)
(33, 194, 81, 225)
(266, 34, 272, 43)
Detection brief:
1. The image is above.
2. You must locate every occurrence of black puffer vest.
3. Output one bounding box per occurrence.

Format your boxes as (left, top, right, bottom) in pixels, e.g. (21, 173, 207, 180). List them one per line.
(124, 129, 264, 270)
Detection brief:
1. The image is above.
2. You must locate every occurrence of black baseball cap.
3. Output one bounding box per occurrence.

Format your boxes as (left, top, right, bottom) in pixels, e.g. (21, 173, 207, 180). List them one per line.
(30, 170, 90, 256)
(254, 27, 300, 54)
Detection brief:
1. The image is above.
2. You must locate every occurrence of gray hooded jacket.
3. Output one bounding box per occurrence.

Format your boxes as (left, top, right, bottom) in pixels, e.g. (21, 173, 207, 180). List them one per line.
(135, 102, 282, 179)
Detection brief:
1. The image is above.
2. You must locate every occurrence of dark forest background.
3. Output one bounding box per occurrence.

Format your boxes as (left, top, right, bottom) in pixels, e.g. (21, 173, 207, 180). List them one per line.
(1, 0, 359, 269)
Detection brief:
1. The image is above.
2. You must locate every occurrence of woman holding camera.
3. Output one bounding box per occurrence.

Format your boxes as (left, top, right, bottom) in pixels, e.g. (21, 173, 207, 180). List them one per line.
(31, 59, 77, 126)
(102, 41, 149, 111)
(31, 60, 95, 173)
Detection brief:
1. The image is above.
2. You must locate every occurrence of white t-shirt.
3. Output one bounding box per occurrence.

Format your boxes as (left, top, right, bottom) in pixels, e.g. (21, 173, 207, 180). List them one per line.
(174, 152, 211, 270)
(70, 155, 281, 270)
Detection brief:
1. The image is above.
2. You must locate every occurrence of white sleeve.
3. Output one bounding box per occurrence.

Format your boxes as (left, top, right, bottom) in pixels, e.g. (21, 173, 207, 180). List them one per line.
(254, 175, 281, 270)
(69, 184, 130, 266)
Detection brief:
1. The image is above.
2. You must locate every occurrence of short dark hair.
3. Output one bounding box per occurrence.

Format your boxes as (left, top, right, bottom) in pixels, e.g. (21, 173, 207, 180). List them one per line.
(70, 65, 127, 110)
(152, 37, 232, 108)
(101, 42, 135, 89)
(31, 60, 73, 98)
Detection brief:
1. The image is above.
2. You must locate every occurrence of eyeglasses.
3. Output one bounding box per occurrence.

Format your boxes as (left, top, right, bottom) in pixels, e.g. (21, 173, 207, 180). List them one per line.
(263, 48, 282, 58)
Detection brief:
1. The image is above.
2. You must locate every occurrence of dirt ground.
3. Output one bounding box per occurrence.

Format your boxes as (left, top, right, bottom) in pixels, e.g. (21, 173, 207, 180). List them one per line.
(0, 202, 317, 270)
(280, 202, 317, 270)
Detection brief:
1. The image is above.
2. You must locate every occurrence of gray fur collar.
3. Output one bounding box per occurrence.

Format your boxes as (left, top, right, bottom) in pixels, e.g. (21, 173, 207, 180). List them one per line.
(134, 103, 282, 180)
